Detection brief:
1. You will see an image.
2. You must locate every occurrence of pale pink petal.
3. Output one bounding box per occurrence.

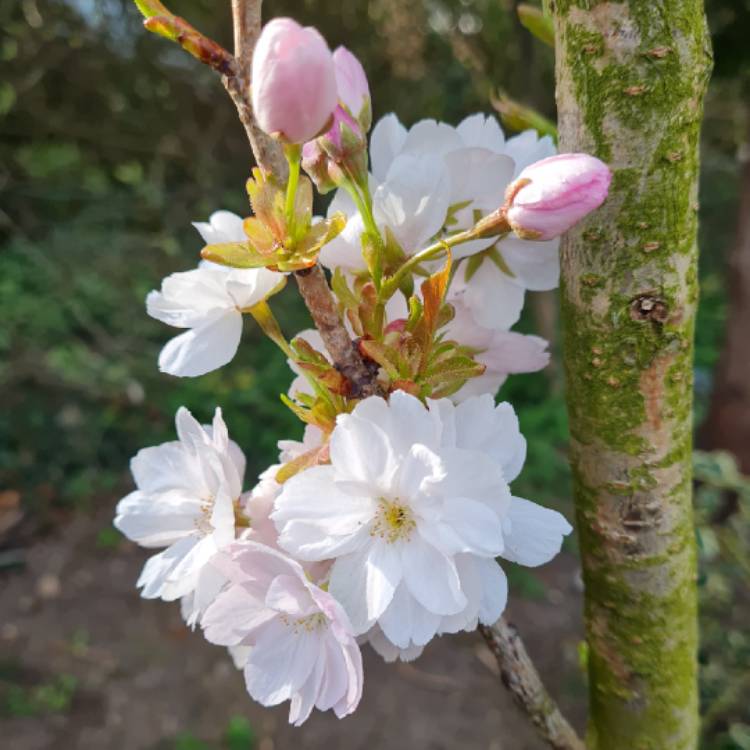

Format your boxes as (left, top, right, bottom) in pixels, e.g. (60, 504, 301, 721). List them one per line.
(476, 557, 508, 625)
(369, 113, 407, 181)
(202, 582, 275, 646)
(402, 536, 466, 616)
(457, 113, 506, 152)
(158, 309, 243, 377)
(501, 496, 572, 567)
(243, 618, 318, 706)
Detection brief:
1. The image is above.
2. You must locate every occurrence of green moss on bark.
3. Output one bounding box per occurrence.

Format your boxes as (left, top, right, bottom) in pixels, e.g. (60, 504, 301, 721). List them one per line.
(551, 1, 712, 748)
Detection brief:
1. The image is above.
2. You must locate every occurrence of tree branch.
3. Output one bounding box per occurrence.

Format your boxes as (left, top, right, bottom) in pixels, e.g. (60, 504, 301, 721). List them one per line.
(223, 0, 287, 179)
(294, 265, 381, 397)
(221, 0, 381, 396)
(139, 9, 577, 744)
(479, 619, 585, 750)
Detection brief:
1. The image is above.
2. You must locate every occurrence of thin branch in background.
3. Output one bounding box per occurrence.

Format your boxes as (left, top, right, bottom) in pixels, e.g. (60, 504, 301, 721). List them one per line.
(479, 620, 585, 750)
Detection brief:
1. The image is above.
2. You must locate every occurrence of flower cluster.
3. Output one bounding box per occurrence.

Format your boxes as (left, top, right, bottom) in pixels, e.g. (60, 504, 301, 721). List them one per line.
(116, 14, 611, 725)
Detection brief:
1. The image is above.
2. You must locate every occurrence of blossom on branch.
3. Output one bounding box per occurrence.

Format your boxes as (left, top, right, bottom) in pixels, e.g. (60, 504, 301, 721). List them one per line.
(117, 8, 613, 726)
(146, 213, 284, 377)
(251, 18, 338, 144)
(272, 391, 572, 655)
(202, 541, 363, 725)
(114, 407, 245, 604)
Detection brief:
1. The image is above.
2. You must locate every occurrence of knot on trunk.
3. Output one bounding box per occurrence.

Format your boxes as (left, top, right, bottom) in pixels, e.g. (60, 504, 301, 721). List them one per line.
(630, 295, 669, 324)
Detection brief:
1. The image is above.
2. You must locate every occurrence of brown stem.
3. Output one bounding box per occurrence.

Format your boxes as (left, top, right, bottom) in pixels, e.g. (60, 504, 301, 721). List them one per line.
(294, 266, 381, 398)
(479, 620, 585, 750)
(222, 0, 288, 179)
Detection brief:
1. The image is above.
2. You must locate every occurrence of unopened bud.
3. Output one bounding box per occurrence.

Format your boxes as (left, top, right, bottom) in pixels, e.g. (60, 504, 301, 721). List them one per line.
(301, 139, 338, 194)
(333, 46, 372, 131)
(302, 105, 368, 192)
(251, 18, 338, 144)
(505, 153, 612, 240)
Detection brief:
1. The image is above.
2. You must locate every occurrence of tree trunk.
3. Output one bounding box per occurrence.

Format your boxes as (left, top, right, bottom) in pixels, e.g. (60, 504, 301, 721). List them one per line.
(549, 2, 712, 748)
(700, 127, 750, 473)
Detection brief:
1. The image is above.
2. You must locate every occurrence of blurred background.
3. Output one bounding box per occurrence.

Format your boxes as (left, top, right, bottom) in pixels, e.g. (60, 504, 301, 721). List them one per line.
(0, 1, 748, 748)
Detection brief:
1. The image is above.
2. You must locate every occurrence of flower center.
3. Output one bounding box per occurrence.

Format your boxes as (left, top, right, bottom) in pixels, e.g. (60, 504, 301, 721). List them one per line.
(372, 498, 416, 543)
(194, 498, 214, 536)
(279, 612, 328, 634)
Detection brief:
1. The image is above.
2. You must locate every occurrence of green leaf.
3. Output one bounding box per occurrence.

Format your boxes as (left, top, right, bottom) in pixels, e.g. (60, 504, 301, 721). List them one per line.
(359, 339, 401, 380)
(224, 716, 256, 750)
(297, 213, 346, 260)
(247, 298, 290, 354)
(414, 251, 452, 367)
(133, 0, 170, 19)
(517, 4, 555, 48)
(491, 91, 558, 140)
(201, 242, 279, 269)
(331, 268, 359, 309)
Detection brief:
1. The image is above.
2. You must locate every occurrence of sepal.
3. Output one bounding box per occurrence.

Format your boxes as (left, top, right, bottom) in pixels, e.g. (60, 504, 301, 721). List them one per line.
(201, 170, 345, 272)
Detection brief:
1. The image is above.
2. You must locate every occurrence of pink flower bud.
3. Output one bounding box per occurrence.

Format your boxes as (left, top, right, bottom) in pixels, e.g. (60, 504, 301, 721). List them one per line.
(333, 46, 371, 131)
(302, 105, 367, 192)
(251, 18, 338, 144)
(505, 153, 612, 240)
(301, 138, 338, 193)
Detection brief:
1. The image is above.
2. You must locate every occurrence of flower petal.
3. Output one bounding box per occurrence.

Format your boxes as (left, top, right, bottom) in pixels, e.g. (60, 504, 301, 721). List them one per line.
(457, 113, 506, 152)
(114, 489, 202, 548)
(330, 412, 397, 486)
(501, 496, 572, 567)
(476, 557, 508, 625)
(461, 260, 526, 330)
(158, 309, 243, 377)
(402, 536, 466, 616)
(202, 582, 275, 646)
(497, 235, 560, 291)
(370, 113, 407, 181)
(374, 153, 451, 253)
(192, 210, 246, 244)
(244, 617, 319, 707)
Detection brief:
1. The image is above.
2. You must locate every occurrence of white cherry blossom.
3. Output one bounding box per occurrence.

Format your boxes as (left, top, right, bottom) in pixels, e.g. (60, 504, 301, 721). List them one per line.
(202, 541, 363, 726)
(115, 407, 245, 604)
(272, 391, 571, 653)
(452, 115, 560, 325)
(368, 114, 560, 324)
(146, 212, 284, 377)
(320, 114, 515, 271)
(319, 151, 452, 271)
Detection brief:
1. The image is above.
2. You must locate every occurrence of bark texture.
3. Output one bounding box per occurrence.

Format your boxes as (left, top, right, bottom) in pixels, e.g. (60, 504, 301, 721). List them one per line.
(480, 621, 584, 750)
(549, 1, 712, 748)
(700, 130, 750, 472)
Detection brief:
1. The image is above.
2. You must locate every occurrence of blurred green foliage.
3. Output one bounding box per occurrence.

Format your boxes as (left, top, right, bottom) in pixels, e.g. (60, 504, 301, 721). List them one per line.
(1, 672, 78, 718)
(0, 1, 748, 747)
(694, 451, 750, 750)
(159, 716, 255, 750)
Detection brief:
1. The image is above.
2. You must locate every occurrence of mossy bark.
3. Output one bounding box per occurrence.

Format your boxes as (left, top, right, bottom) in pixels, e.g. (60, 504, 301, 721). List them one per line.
(548, 2, 712, 748)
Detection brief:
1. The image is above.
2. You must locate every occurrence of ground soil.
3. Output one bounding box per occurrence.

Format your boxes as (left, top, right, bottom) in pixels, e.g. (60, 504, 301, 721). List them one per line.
(0, 500, 586, 750)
